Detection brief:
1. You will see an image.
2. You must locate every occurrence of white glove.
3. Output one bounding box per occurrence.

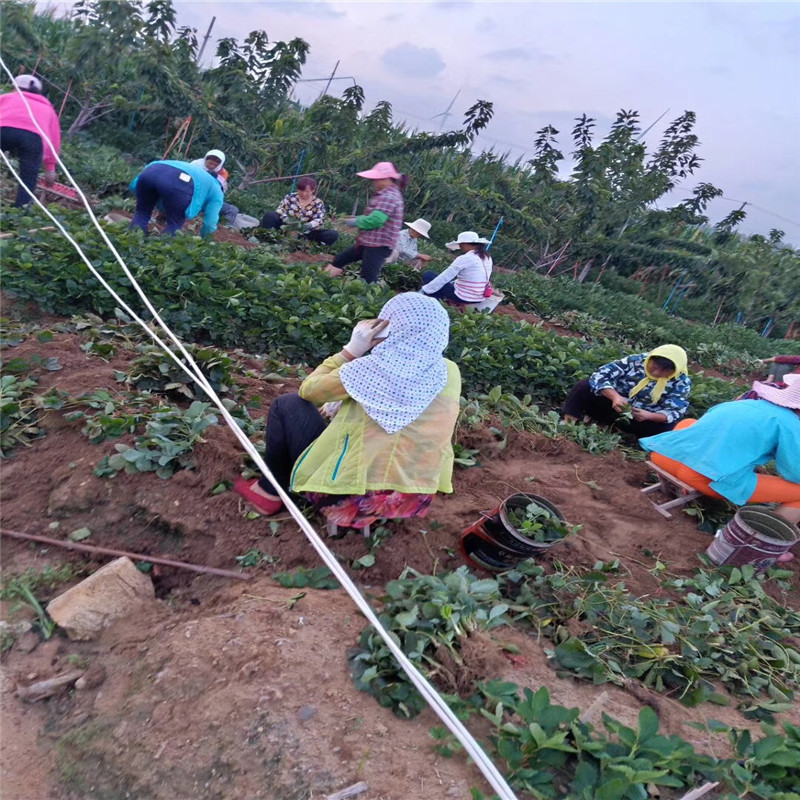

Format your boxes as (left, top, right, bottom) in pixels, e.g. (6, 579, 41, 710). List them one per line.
(343, 319, 389, 359)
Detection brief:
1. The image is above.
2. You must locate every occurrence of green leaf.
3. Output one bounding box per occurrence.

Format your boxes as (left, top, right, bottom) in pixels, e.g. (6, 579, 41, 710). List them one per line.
(68, 527, 92, 541)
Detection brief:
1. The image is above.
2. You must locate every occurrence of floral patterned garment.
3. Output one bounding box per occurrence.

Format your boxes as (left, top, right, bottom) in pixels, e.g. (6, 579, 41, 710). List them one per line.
(305, 491, 433, 529)
(275, 192, 326, 229)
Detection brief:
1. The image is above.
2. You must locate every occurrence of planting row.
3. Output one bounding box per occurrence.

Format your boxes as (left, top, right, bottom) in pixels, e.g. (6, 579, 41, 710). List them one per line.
(0, 210, 737, 418)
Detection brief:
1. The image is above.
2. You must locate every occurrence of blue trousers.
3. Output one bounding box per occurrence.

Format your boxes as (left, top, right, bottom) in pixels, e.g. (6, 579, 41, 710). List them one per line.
(130, 163, 194, 235)
(0, 127, 43, 207)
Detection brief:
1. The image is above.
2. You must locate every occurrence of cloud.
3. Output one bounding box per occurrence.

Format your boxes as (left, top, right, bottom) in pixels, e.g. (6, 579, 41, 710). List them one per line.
(490, 75, 525, 88)
(265, 1, 344, 19)
(484, 45, 555, 64)
(431, 1, 474, 9)
(381, 43, 446, 79)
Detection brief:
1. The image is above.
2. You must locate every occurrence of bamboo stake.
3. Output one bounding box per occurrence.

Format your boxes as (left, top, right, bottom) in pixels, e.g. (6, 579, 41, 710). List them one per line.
(0, 529, 251, 581)
(57, 79, 73, 119)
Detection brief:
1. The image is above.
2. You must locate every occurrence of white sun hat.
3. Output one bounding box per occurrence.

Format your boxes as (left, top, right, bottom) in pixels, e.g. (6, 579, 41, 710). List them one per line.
(446, 230, 491, 250)
(405, 218, 431, 238)
(751, 373, 800, 410)
(14, 74, 42, 93)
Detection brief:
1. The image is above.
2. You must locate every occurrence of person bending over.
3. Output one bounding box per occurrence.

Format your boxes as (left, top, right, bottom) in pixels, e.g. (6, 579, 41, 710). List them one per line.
(640, 374, 800, 528)
(234, 292, 461, 530)
(322, 162, 406, 283)
(129, 159, 223, 238)
(563, 345, 691, 438)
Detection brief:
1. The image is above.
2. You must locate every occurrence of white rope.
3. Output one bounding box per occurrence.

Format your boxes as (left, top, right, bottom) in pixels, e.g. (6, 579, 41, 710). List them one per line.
(0, 58, 518, 799)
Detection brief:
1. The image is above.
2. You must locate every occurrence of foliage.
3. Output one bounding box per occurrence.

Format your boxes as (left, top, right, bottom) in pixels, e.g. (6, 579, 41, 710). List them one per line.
(505, 501, 581, 543)
(445, 683, 800, 800)
(94, 400, 218, 478)
(349, 567, 512, 718)
(272, 566, 339, 590)
(0, 373, 42, 456)
(509, 561, 800, 715)
(0, 564, 78, 639)
(235, 549, 279, 568)
(122, 343, 238, 400)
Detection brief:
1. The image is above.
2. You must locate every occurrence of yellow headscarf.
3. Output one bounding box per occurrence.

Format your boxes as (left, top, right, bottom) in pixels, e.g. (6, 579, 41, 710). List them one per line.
(628, 344, 688, 404)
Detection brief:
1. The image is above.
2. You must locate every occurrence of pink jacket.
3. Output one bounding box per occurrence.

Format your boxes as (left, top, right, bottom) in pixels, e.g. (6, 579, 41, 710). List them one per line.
(0, 91, 62, 171)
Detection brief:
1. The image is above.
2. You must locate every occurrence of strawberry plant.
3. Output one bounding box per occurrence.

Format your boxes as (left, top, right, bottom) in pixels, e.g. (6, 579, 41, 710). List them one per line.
(505, 501, 580, 543)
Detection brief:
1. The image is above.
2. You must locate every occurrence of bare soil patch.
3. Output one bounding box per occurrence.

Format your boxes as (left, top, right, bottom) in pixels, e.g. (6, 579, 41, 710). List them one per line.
(2, 305, 798, 799)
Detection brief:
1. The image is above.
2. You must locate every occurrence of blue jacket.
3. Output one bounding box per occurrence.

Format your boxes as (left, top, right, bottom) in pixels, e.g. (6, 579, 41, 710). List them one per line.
(130, 160, 223, 237)
(640, 400, 800, 504)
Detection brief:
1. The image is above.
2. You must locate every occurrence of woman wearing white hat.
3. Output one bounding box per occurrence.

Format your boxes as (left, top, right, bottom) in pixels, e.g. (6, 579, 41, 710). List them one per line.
(420, 231, 493, 304)
(0, 75, 61, 206)
(641, 374, 800, 527)
(387, 218, 432, 269)
(323, 161, 407, 283)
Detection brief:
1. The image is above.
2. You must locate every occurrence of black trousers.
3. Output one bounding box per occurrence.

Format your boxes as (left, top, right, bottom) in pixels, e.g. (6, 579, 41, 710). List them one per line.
(563, 378, 676, 438)
(0, 127, 44, 207)
(258, 393, 327, 495)
(331, 244, 392, 283)
(130, 163, 193, 235)
(260, 210, 339, 247)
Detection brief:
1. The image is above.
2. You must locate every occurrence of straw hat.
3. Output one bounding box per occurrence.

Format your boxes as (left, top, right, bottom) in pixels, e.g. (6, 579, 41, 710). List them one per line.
(751, 373, 800, 409)
(446, 231, 491, 250)
(405, 218, 431, 238)
(356, 161, 402, 180)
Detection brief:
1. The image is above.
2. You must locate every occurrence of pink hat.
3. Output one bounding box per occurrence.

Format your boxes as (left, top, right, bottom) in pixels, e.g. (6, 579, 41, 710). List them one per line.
(751, 373, 800, 410)
(356, 161, 402, 180)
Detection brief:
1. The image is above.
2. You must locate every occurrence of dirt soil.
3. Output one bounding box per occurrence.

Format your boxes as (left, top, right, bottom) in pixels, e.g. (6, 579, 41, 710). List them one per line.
(1, 303, 798, 800)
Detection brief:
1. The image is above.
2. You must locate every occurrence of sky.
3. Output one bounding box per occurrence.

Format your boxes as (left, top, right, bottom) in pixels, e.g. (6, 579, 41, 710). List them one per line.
(43, 0, 800, 239)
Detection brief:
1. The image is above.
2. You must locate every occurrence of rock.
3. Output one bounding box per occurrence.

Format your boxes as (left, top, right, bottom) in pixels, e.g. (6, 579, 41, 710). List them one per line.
(298, 705, 316, 722)
(47, 557, 155, 640)
(15, 632, 40, 654)
(75, 664, 107, 690)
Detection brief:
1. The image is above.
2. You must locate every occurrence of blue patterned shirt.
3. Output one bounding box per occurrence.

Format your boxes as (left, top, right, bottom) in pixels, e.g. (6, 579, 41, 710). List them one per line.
(589, 353, 691, 423)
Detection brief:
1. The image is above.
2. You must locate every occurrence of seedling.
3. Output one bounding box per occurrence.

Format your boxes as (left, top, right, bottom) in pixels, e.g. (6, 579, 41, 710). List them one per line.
(505, 501, 581, 543)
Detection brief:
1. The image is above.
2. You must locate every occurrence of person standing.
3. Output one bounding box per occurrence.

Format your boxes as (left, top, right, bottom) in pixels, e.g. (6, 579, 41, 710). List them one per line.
(260, 177, 339, 246)
(0, 75, 61, 207)
(129, 159, 223, 238)
(323, 161, 406, 283)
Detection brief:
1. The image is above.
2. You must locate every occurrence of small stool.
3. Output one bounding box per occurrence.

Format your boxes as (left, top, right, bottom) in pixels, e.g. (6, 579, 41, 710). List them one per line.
(326, 520, 371, 539)
(641, 460, 703, 519)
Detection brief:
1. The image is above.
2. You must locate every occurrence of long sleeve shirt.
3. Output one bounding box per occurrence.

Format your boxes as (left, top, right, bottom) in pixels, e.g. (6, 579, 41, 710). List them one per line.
(394, 228, 419, 262)
(640, 399, 800, 504)
(356, 185, 403, 248)
(421, 251, 493, 302)
(589, 353, 691, 424)
(0, 91, 61, 171)
(276, 193, 326, 229)
(130, 160, 224, 237)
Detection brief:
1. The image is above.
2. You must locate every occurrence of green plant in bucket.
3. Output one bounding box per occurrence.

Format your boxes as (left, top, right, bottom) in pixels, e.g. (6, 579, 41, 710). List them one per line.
(506, 501, 581, 543)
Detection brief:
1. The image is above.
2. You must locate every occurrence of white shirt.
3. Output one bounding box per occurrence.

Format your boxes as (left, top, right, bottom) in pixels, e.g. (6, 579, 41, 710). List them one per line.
(395, 229, 419, 262)
(422, 251, 493, 302)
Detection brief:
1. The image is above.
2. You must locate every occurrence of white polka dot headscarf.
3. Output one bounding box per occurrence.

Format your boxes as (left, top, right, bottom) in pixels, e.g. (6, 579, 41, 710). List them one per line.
(339, 292, 450, 434)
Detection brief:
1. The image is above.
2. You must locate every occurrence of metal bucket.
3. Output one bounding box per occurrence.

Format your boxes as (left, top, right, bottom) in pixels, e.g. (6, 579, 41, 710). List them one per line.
(460, 493, 569, 572)
(706, 505, 798, 571)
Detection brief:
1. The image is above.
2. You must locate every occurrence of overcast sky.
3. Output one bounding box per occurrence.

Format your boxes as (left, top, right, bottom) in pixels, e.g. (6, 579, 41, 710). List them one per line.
(45, 0, 800, 239)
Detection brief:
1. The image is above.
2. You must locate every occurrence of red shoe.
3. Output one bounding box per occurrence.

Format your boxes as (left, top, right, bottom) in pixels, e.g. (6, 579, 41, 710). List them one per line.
(234, 478, 283, 516)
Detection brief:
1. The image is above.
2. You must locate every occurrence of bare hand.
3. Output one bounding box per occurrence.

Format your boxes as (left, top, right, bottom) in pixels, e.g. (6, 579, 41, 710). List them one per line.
(323, 265, 344, 278)
(631, 407, 652, 422)
(610, 393, 629, 413)
(418, 253, 432, 262)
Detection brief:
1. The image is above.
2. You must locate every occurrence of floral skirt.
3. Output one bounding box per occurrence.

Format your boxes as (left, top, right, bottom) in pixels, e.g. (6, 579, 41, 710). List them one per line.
(305, 491, 433, 529)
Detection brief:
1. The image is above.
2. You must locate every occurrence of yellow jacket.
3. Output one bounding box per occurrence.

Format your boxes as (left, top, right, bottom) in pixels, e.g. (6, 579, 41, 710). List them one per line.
(290, 353, 461, 495)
